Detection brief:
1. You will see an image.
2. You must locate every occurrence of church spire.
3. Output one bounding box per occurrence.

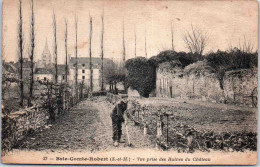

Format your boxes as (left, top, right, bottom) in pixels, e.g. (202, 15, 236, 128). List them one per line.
(42, 38, 52, 66)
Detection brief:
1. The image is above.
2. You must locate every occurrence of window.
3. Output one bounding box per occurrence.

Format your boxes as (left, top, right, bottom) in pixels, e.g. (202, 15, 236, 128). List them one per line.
(82, 70, 85, 73)
(37, 77, 39, 81)
(62, 75, 65, 80)
(82, 76, 85, 79)
(44, 77, 47, 81)
(82, 64, 85, 67)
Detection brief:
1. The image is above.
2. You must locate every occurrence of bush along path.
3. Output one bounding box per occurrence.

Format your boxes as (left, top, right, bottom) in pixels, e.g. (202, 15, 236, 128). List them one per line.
(16, 97, 155, 153)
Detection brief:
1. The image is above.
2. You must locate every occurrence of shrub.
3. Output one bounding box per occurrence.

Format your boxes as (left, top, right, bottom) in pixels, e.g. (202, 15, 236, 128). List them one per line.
(125, 57, 156, 97)
(149, 50, 201, 68)
(205, 49, 258, 89)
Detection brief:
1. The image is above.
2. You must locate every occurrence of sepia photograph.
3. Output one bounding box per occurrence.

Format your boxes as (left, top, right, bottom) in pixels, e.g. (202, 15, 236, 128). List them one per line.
(1, 0, 258, 165)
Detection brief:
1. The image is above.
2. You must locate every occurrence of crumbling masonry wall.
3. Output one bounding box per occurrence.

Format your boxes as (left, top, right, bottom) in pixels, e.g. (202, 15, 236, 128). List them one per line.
(156, 68, 257, 107)
(2, 106, 49, 150)
(223, 69, 258, 106)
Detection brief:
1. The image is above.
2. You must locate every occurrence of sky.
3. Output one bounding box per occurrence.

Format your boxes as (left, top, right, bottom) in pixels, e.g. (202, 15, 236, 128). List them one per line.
(2, 0, 258, 64)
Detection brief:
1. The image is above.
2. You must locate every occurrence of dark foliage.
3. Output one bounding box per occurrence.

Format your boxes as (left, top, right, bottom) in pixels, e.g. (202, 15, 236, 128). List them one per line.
(125, 57, 156, 97)
(206, 49, 258, 89)
(149, 50, 201, 68)
(206, 50, 257, 70)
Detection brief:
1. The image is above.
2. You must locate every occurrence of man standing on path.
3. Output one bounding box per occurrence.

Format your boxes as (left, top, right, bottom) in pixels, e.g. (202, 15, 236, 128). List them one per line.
(110, 95, 128, 147)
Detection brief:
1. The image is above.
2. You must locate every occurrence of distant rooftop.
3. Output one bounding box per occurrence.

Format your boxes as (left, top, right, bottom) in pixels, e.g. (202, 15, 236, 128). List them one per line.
(35, 68, 53, 75)
(69, 57, 113, 68)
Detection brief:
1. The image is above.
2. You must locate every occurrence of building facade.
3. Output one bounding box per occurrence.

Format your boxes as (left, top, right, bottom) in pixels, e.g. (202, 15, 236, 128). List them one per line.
(33, 40, 112, 92)
(69, 57, 102, 91)
(34, 68, 53, 81)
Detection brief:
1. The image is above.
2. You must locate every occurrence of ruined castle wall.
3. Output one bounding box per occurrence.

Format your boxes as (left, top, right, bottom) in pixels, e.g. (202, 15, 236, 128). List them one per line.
(156, 68, 257, 107)
(223, 69, 258, 106)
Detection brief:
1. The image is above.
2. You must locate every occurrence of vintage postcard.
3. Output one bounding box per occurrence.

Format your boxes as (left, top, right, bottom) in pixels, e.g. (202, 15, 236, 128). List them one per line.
(1, 0, 258, 165)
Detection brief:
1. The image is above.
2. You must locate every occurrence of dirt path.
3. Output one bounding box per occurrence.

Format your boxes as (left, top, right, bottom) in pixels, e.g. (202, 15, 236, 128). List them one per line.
(92, 97, 155, 149)
(17, 97, 154, 153)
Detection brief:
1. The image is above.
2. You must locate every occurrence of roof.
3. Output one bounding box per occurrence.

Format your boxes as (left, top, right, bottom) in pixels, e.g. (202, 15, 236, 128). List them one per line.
(14, 58, 33, 69)
(70, 57, 102, 65)
(69, 57, 113, 68)
(35, 68, 53, 75)
(57, 64, 68, 75)
(35, 65, 69, 75)
(3, 63, 17, 73)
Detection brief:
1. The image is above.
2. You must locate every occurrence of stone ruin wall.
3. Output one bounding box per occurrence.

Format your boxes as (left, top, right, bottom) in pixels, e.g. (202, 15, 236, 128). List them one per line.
(156, 67, 257, 107)
(2, 106, 49, 150)
(223, 69, 258, 106)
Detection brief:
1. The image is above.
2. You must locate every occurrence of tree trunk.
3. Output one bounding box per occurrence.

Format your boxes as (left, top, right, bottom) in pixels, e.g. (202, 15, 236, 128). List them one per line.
(18, 0, 24, 107)
(28, 0, 35, 107)
(53, 11, 58, 83)
(75, 16, 78, 99)
(89, 16, 93, 92)
(65, 19, 68, 83)
(47, 81, 55, 121)
(101, 10, 104, 91)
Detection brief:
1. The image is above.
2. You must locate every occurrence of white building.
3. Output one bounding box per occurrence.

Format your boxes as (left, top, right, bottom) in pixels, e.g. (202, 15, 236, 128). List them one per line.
(34, 68, 53, 81)
(69, 57, 102, 91)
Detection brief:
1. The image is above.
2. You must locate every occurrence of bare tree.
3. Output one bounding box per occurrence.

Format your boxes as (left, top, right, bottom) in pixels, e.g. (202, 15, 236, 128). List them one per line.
(182, 24, 208, 55)
(171, 21, 174, 51)
(89, 16, 93, 92)
(53, 11, 58, 83)
(103, 60, 125, 94)
(64, 19, 68, 82)
(145, 29, 147, 58)
(122, 21, 127, 93)
(2, 44, 5, 63)
(239, 36, 254, 53)
(75, 15, 78, 98)
(1, 44, 9, 100)
(18, 0, 24, 107)
(100, 10, 104, 91)
(28, 0, 35, 107)
(122, 21, 126, 63)
(227, 36, 255, 53)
